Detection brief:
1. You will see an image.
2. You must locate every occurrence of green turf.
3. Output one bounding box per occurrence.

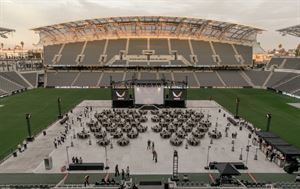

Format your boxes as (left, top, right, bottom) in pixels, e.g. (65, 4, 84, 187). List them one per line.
(188, 88, 300, 148)
(0, 88, 110, 160)
(0, 88, 299, 161)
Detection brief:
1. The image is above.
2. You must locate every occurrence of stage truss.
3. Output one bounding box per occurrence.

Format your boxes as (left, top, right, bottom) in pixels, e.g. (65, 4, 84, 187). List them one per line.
(111, 78, 188, 108)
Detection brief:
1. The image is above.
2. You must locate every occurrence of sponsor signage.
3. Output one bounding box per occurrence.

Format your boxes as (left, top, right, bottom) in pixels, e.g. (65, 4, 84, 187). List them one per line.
(112, 89, 129, 100)
(170, 89, 186, 101)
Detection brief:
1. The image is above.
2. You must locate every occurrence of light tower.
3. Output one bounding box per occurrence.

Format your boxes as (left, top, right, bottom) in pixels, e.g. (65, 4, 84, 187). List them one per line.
(171, 150, 179, 181)
(25, 113, 34, 141)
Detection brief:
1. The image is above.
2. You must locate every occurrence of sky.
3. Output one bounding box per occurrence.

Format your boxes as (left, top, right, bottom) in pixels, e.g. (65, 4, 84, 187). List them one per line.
(0, 0, 299, 51)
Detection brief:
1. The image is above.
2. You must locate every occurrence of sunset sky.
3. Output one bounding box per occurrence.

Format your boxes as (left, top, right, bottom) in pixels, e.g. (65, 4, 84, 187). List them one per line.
(0, 0, 299, 50)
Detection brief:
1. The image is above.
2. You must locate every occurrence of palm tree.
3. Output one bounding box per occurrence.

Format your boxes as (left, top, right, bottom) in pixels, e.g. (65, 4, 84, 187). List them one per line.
(20, 41, 24, 58)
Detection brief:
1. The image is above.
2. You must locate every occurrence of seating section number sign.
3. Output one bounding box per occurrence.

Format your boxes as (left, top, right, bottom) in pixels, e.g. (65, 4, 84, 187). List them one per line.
(112, 89, 129, 100)
(169, 89, 186, 101)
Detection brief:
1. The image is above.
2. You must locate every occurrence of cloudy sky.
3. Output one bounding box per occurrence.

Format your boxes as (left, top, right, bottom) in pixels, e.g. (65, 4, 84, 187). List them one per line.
(0, 0, 299, 50)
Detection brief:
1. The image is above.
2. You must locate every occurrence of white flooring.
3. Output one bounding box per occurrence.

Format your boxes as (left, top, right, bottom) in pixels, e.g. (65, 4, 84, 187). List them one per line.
(0, 100, 284, 174)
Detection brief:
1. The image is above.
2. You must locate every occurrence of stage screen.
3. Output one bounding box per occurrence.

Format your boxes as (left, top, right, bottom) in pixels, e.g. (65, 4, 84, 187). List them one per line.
(134, 86, 164, 104)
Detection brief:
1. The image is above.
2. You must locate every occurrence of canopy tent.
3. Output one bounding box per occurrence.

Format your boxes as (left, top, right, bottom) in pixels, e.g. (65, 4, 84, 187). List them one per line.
(274, 145, 300, 157)
(263, 137, 290, 146)
(255, 131, 278, 138)
(215, 163, 241, 176)
(256, 131, 300, 158)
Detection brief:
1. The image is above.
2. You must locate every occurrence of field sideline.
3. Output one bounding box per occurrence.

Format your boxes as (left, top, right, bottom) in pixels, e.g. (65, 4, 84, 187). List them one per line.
(0, 88, 299, 161)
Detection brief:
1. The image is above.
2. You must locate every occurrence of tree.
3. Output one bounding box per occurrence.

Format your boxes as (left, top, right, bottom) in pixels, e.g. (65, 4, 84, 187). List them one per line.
(278, 44, 283, 49)
(279, 48, 287, 56)
(0, 43, 3, 50)
(296, 44, 300, 57)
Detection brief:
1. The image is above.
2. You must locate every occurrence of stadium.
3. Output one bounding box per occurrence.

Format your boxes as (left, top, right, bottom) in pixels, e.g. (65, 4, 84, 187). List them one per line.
(0, 11, 300, 189)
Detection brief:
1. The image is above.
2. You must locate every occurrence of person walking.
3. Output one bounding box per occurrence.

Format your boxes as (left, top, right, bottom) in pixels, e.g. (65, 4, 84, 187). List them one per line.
(152, 150, 158, 163)
(147, 140, 151, 150)
(84, 175, 90, 187)
(126, 166, 130, 178)
(151, 141, 155, 151)
(115, 164, 120, 177)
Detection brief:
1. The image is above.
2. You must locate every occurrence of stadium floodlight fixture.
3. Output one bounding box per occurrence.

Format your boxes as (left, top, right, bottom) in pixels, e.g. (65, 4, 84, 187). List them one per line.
(266, 113, 272, 132)
(25, 113, 34, 141)
(206, 145, 212, 167)
(235, 97, 240, 119)
(57, 97, 63, 119)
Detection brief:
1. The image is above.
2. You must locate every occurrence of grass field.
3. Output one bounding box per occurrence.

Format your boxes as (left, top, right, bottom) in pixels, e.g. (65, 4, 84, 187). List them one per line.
(0, 88, 299, 161)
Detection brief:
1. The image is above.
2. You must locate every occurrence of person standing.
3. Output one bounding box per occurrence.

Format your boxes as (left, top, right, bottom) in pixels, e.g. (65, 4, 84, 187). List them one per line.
(121, 169, 125, 180)
(147, 140, 151, 150)
(126, 166, 130, 178)
(115, 164, 120, 177)
(84, 175, 90, 187)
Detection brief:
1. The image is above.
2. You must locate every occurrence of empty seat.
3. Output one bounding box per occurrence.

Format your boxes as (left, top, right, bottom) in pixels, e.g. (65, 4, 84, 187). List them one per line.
(0, 71, 29, 88)
(150, 39, 169, 55)
(46, 72, 78, 87)
(100, 72, 124, 86)
(234, 44, 253, 65)
(158, 72, 172, 81)
(213, 42, 239, 65)
(191, 40, 215, 65)
(105, 39, 127, 63)
(244, 70, 270, 86)
(173, 72, 198, 87)
(44, 44, 62, 65)
(128, 39, 147, 55)
(81, 40, 106, 65)
(170, 39, 192, 62)
(140, 72, 157, 80)
(218, 71, 249, 87)
(195, 72, 224, 87)
(58, 42, 84, 65)
(72, 72, 101, 87)
(283, 58, 300, 69)
(21, 72, 38, 87)
(266, 57, 284, 69)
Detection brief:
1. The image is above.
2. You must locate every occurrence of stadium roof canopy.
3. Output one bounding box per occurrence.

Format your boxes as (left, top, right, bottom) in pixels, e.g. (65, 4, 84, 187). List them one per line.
(0, 27, 15, 38)
(277, 24, 300, 38)
(32, 16, 263, 46)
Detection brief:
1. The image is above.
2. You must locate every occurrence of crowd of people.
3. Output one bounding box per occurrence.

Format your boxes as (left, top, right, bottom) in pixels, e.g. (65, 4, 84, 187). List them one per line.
(53, 125, 69, 149)
(115, 164, 130, 180)
(72, 156, 83, 164)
